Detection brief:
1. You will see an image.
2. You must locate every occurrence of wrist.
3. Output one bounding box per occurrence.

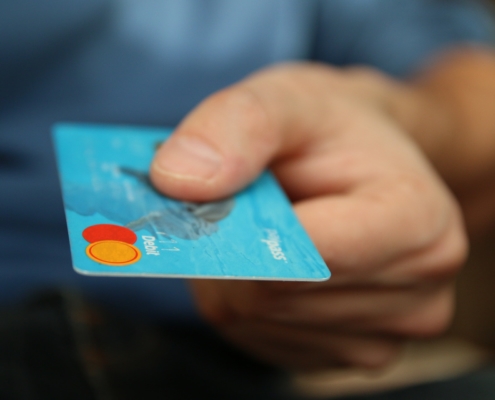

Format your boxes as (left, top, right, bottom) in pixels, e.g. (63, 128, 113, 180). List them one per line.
(373, 48, 495, 234)
(335, 66, 457, 179)
(382, 78, 460, 185)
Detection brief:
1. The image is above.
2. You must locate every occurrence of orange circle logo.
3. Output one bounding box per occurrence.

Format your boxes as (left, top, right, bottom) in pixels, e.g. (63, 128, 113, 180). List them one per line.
(83, 224, 141, 267)
(86, 240, 141, 266)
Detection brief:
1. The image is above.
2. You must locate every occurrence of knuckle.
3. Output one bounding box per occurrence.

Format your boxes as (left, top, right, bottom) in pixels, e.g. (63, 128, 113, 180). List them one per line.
(390, 288, 455, 338)
(436, 231, 468, 279)
(212, 85, 271, 134)
(417, 212, 469, 282)
(436, 205, 468, 267)
(385, 173, 448, 248)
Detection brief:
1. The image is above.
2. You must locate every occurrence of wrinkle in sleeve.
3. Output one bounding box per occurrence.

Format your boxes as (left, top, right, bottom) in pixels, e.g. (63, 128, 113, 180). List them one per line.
(313, 0, 495, 77)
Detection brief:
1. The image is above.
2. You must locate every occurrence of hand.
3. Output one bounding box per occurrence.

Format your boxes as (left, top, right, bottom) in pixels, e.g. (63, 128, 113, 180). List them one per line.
(150, 64, 467, 371)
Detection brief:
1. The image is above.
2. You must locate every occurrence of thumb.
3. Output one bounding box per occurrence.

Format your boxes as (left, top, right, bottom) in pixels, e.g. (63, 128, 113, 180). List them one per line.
(150, 87, 273, 201)
(150, 66, 325, 201)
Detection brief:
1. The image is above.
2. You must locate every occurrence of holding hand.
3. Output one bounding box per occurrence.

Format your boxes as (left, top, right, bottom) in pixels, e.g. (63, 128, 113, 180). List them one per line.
(150, 64, 467, 371)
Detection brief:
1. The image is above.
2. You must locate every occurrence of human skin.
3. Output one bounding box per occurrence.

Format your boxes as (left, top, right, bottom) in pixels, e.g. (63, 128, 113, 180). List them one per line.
(149, 47, 495, 371)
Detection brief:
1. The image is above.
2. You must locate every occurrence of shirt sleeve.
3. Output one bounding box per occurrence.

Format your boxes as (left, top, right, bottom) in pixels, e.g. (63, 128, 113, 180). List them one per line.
(313, 0, 495, 77)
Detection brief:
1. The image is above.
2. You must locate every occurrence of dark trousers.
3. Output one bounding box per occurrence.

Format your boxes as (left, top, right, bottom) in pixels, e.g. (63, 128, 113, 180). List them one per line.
(1, 291, 495, 400)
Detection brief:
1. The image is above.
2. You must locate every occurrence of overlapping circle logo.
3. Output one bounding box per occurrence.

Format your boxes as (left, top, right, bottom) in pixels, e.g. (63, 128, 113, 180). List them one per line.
(82, 224, 141, 266)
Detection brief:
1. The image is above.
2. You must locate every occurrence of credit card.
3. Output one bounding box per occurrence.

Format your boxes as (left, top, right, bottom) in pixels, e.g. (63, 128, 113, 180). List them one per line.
(53, 123, 330, 281)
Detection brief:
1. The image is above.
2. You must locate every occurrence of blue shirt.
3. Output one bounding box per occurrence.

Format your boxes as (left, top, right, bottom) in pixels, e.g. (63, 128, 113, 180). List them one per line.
(0, 0, 493, 322)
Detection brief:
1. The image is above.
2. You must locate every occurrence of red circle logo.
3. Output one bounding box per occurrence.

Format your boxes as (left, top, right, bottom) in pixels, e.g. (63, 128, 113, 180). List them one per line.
(82, 224, 137, 244)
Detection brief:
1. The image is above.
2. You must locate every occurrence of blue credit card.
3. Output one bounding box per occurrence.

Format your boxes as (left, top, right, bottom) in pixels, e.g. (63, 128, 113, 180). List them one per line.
(52, 123, 330, 281)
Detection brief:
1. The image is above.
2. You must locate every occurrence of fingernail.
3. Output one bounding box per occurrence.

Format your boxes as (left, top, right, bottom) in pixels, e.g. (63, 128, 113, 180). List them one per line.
(153, 136, 222, 181)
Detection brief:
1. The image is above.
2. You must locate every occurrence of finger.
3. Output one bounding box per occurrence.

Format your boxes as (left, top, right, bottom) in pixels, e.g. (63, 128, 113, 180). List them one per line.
(367, 208, 467, 284)
(255, 214, 464, 294)
(256, 284, 448, 329)
(292, 175, 453, 275)
(149, 64, 337, 201)
(355, 283, 455, 338)
(190, 278, 452, 337)
(221, 321, 403, 370)
(261, 283, 454, 339)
